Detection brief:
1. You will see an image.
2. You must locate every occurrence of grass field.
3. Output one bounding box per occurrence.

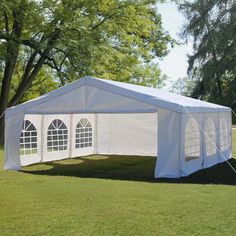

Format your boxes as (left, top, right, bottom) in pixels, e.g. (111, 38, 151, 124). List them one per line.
(0, 132, 236, 235)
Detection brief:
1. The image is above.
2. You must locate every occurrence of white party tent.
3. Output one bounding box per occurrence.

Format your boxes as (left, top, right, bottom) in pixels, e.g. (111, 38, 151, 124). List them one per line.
(4, 76, 232, 178)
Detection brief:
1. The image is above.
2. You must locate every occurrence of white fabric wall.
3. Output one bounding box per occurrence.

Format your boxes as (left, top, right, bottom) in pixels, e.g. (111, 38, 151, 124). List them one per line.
(4, 113, 24, 170)
(4, 109, 232, 179)
(5, 112, 158, 169)
(156, 110, 231, 178)
(155, 108, 181, 178)
(4, 84, 157, 170)
(202, 113, 219, 169)
(181, 113, 204, 176)
(26, 85, 157, 114)
(180, 111, 231, 177)
(96, 113, 157, 156)
(42, 114, 71, 162)
(3, 80, 231, 178)
(71, 114, 95, 158)
(218, 112, 232, 163)
(20, 114, 42, 166)
(20, 114, 96, 166)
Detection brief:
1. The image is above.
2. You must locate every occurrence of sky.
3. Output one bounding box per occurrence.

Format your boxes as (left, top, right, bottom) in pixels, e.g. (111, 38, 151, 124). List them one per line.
(156, 2, 193, 85)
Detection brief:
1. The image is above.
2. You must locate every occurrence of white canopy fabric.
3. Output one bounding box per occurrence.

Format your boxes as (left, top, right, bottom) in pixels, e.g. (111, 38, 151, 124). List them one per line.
(4, 76, 232, 178)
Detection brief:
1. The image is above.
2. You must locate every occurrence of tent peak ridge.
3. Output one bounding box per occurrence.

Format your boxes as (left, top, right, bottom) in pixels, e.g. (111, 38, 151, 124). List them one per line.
(6, 76, 231, 118)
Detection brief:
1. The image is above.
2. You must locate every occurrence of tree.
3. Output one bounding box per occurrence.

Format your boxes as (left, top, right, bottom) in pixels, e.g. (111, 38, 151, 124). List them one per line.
(170, 76, 196, 96)
(8, 67, 58, 103)
(179, 0, 236, 105)
(0, 0, 172, 144)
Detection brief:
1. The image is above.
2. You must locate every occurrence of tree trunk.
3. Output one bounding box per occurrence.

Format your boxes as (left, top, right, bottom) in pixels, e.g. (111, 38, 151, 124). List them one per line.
(9, 29, 60, 107)
(0, 61, 13, 145)
(0, 24, 59, 144)
(0, 41, 20, 145)
(0, 10, 23, 144)
(216, 76, 222, 99)
(9, 51, 48, 107)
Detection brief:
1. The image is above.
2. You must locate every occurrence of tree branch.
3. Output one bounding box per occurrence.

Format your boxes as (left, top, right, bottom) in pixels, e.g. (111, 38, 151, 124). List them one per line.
(91, 11, 118, 30)
(3, 12, 9, 33)
(8, 28, 62, 106)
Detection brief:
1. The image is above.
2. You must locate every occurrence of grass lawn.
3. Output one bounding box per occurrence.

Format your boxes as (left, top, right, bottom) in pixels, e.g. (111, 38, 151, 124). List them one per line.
(0, 132, 236, 235)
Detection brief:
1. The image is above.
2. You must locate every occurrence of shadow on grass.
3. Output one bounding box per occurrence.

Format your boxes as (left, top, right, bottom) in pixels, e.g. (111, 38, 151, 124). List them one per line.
(21, 155, 236, 185)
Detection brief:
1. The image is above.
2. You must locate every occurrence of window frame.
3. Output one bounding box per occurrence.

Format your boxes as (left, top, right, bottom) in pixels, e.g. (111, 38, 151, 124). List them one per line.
(219, 117, 229, 152)
(205, 118, 217, 157)
(184, 118, 201, 162)
(75, 118, 93, 149)
(47, 119, 68, 152)
(20, 120, 38, 156)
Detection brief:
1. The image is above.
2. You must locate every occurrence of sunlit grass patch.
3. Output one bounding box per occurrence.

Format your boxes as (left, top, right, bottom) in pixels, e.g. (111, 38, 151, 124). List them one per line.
(0, 131, 235, 236)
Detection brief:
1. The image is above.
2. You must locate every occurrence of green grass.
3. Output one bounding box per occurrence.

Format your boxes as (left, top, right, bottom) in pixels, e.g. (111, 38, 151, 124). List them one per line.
(0, 132, 236, 236)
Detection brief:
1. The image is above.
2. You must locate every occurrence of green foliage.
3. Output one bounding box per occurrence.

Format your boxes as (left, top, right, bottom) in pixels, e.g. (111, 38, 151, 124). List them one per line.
(0, 63, 58, 103)
(17, 71, 58, 103)
(0, 0, 172, 106)
(179, 0, 236, 108)
(129, 63, 166, 87)
(170, 76, 196, 96)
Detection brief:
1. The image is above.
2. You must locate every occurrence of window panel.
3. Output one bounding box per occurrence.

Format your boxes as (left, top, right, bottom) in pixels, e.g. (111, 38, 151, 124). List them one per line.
(185, 118, 200, 162)
(47, 119, 68, 152)
(20, 120, 38, 156)
(75, 118, 93, 149)
(205, 119, 217, 156)
(219, 117, 229, 151)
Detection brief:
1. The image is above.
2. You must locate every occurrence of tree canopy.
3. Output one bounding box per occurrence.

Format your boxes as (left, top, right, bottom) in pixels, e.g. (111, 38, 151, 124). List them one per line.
(0, 0, 172, 143)
(179, 0, 236, 109)
(0, 0, 172, 106)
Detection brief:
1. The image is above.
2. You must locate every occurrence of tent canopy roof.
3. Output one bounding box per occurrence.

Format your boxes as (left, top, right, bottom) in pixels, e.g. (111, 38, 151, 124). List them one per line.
(6, 76, 231, 117)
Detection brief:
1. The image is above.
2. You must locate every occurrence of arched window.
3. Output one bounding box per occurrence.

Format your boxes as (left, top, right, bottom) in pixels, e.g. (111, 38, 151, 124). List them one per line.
(185, 118, 200, 162)
(219, 117, 229, 151)
(20, 120, 37, 156)
(75, 118, 92, 149)
(47, 119, 68, 152)
(205, 119, 216, 156)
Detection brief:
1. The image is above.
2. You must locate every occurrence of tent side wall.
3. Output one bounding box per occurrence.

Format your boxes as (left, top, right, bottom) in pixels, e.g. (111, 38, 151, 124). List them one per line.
(155, 109, 232, 178)
(4, 77, 232, 178)
(4, 112, 158, 169)
(96, 113, 158, 156)
(155, 108, 181, 178)
(4, 85, 157, 169)
(218, 111, 232, 162)
(180, 111, 232, 177)
(4, 113, 24, 170)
